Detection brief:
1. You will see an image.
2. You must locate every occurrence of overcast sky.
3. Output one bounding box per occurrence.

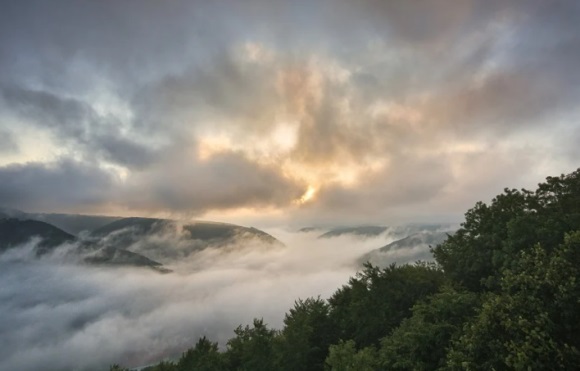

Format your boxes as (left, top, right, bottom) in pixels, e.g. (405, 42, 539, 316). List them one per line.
(0, 0, 578, 227)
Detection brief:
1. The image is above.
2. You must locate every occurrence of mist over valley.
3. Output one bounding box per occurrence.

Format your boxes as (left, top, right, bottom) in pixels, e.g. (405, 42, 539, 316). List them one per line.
(0, 209, 449, 370)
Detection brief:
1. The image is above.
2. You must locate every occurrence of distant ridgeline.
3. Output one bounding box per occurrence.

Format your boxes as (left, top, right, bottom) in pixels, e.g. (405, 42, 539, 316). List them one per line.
(0, 210, 283, 272)
(314, 224, 453, 240)
(0, 207, 122, 235)
(361, 230, 453, 266)
(0, 218, 75, 255)
(110, 168, 580, 371)
(300, 223, 457, 267)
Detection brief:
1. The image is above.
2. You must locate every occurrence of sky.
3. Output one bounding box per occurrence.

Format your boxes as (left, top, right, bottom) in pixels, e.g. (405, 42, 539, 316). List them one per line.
(0, 0, 579, 227)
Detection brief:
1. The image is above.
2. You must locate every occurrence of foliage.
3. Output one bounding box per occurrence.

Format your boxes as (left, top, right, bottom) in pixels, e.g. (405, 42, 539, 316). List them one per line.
(324, 340, 379, 371)
(225, 319, 277, 371)
(433, 168, 580, 291)
(380, 287, 479, 370)
(328, 262, 446, 347)
(445, 232, 580, 370)
(276, 297, 337, 371)
(176, 337, 227, 371)
(143, 361, 176, 371)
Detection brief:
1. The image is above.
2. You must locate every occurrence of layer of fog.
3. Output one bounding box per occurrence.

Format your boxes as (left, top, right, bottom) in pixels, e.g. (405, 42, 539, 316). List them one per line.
(0, 228, 435, 370)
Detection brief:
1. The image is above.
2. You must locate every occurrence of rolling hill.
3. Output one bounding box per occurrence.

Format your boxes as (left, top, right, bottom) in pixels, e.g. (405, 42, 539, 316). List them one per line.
(0, 217, 165, 270)
(315, 224, 456, 240)
(0, 218, 75, 255)
(88, 217, 284, 264)
(317, 226, 389, 239)
(0, 207, 121, 235)
(360, 230, 453, 267)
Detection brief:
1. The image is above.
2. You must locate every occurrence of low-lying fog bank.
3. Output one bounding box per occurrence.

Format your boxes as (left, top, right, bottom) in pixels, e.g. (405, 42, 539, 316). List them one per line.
(0, 227, 444, 370)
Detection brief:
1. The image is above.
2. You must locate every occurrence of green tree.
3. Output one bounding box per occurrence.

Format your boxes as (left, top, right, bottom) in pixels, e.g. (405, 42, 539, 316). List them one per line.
(325, 340, 378, 371)
(143, 360, 177, 371)
(433, 189, 529, 291)
(176, 336, 226, 371)
(328, 262, 446, 347)
(379, 287, 479, 370)
(445, 232, 580, 370)
(276, 297, 337, 371)
(434, 169, 580, 292)
(225, 318, 277, 371)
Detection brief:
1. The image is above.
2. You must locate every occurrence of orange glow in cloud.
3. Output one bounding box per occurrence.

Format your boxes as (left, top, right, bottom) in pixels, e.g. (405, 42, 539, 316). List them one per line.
(296, 185, 317, 205)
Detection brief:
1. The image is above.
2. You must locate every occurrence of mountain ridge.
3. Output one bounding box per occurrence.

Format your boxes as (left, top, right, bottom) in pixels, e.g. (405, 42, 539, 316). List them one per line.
(0, 209, 284, 270)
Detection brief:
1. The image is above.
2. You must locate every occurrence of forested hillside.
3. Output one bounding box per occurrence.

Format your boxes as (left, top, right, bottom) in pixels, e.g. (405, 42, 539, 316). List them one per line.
(111, 168, 580, 371)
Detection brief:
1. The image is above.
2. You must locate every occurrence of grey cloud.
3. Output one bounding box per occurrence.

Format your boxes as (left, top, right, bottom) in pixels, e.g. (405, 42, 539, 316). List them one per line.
(313, 154, 452, 214)
(133, 50, 279, 134)
(345, 0, 482, 46)
(0, 0, 578, 220)
(105, 0, 580, 219)
(124, 151, 304, 213)
(0, 1, 210, 88)
(0, 150, 305, 215)
(345, 0, 580, 129)
(92, 133, 156, 169)
(1, 86, 93, 134)
(420, 69, 566, 136)
(1, 86, 156, 168)
(0, 159, 116, 212)
(0, 129, 18, 154)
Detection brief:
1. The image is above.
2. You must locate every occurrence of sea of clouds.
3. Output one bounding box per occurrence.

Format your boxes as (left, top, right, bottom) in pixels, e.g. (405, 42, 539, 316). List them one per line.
(0, 228, 433, 370)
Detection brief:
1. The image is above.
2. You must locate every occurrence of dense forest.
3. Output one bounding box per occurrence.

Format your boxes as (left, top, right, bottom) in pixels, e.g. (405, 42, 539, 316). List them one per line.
(110, 168, 580, 371)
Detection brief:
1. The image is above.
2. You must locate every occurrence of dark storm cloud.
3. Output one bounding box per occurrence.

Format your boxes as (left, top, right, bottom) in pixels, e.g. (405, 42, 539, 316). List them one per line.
(0, 159, 116, 211)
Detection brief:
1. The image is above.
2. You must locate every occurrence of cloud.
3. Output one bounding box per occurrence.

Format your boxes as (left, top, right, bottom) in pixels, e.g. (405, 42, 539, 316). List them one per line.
(314, 155, 452, 213)
(0, 86, 157, 169)
(0, 0, 578, 221)
(122, 150, 305, 213)
(0, 159, 117, 212)
(0, 151, 304, 215)
(0, 229, 414, 371)
(0, 129, 18, 154)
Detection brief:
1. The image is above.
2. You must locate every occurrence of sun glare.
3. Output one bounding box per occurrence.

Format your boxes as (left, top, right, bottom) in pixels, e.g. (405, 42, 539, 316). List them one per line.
(297, 185, 317, 204)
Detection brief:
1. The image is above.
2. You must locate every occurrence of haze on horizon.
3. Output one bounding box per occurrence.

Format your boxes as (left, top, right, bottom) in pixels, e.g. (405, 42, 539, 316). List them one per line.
(0, 0, 579, 228)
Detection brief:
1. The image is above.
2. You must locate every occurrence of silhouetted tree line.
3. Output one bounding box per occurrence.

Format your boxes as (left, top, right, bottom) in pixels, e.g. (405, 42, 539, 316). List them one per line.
(110, 168, 580, 370)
